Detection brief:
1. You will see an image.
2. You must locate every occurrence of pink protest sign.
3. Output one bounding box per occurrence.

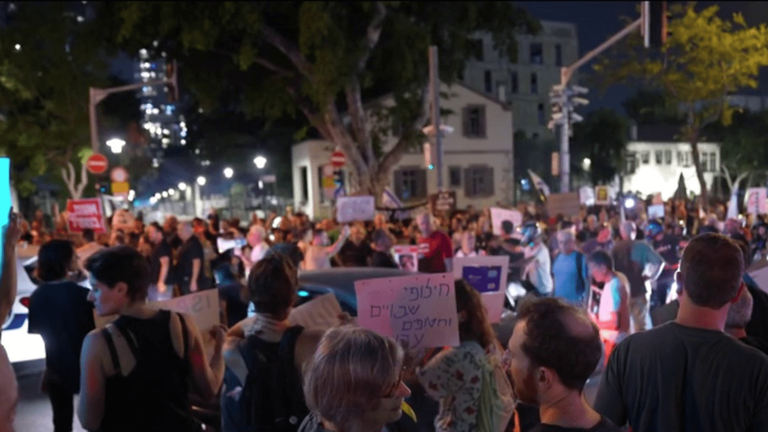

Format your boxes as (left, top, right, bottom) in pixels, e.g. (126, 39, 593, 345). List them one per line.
(354, 273, 459, 349)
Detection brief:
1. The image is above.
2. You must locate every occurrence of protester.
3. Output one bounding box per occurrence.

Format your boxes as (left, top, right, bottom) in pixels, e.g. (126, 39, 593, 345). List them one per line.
(581, 225, 614, 257)
(454, 230, 484, 258)
(76, 229, 104, 268)
(78, 246, 226, 432)
(595, 233, 768, 431)
(416, 279, 506, 432)
(147, 222, 173, 301)
(586, 251, 630, 360)
(0, 211, 22, 432)
(238, 224, 270, 277)
(725, 288, 768, 355)
(645, 219, 679, 310)
(552, 230, 588, 307)
(214, 263, 248, 328)
(370, 229, 398, 268)
(338, 224, 373, 267)
(300, 326, 411, 432)
(176, 221, 211, 294)
(416, 213, 453, 273)
(302, 225, 350, 270)
(27, 239, 95, 432)
(221, 254, 325, 432)
(506, 297, 620, 432)
(521, 222, 553, 296)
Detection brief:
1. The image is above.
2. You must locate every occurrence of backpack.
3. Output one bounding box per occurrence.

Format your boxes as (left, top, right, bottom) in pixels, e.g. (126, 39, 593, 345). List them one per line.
(575, 252, 586, 296)
(477, 346, 516, 432)
(221, 326, 309, 432)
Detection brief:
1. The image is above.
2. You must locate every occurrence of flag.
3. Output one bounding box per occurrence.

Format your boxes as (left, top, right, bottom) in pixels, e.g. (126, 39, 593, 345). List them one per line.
(381, 187, 409, 220)
(528, 170, 551, 196)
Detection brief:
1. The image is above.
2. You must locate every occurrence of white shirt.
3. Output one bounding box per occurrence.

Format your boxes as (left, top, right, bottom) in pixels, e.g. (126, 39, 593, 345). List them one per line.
(302, 246, 333, 271)
(0, 344, 17, 432)
(524, 243, 553, 295)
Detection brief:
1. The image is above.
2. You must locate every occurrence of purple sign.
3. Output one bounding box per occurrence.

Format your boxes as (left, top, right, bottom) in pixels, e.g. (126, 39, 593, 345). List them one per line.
(461, 265, 503, 294)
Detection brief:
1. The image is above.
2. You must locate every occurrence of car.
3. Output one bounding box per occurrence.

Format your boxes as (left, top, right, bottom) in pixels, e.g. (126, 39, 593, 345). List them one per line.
(2, 245, 46, 364)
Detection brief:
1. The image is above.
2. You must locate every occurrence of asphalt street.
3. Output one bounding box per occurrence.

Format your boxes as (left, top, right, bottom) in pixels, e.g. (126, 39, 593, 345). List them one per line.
(14, 360, 87, 432)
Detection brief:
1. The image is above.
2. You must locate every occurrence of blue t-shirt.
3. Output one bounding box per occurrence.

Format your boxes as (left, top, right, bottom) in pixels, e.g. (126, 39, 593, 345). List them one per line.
(552, 251, 588, 305)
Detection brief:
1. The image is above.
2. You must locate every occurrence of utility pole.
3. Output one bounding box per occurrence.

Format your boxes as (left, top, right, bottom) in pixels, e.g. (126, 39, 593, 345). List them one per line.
(89, 61, 178, 153)
(428, 46, 444, 191)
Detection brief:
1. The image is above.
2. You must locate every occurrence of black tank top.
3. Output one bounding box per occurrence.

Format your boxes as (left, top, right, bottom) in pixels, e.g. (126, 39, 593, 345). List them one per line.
(100, 310, 200, 432)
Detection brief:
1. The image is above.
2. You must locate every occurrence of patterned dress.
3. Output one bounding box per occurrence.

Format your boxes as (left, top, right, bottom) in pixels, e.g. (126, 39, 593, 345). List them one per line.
(417, 341, 485, 432)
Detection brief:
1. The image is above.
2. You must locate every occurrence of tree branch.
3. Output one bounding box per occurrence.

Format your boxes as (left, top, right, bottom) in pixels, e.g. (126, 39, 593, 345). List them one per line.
(253, 57, 295, 77)
(355, 1, 387, 74)
(260, 23, 314, 79)
(284, 82, 332, 139)
(379, 81, 431, 177)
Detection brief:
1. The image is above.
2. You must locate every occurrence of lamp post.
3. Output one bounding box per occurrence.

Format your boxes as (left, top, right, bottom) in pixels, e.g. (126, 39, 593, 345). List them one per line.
(106, 138, 126, 154)
(253, 156, 268, 212)
(194, 176, 206, 217)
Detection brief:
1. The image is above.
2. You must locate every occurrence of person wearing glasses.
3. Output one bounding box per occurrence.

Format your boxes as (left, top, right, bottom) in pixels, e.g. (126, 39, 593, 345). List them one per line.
(300, 326, 410, 432)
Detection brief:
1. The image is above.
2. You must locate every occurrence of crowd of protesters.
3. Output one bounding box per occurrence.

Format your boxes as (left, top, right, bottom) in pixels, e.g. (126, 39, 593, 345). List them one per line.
(1, 194, 768, 432)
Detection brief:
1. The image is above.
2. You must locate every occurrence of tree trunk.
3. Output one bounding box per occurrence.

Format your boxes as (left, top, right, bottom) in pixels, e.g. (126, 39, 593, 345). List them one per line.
(689, 139, 708, 208)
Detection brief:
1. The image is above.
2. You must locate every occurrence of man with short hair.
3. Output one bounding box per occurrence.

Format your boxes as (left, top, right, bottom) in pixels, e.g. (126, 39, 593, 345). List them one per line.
(175, 222, 210, 295)
(582, 225, 614, 257)
(552, 230, 589, 307)
(147, 223, 173, 301)
(507, 297, 621, 432)
(726, 288, 768, 355)
(595, 233, 768, 432)
(586, 251, 630, 360)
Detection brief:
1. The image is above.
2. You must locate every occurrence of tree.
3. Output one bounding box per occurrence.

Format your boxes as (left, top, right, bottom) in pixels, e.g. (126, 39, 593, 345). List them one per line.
(593, 3, 768, 206)
(621, 89, 682, 125)
(0, 2, 112, 198)
(110, 2, 539, 200)
(572, 109, 629, 186)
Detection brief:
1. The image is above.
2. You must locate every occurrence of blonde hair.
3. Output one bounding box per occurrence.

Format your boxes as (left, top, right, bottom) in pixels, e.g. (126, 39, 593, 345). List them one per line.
(303, 327, 403, 432)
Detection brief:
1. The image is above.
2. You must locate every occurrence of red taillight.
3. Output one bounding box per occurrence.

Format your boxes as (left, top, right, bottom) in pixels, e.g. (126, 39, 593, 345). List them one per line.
(19, 297, 30, 309)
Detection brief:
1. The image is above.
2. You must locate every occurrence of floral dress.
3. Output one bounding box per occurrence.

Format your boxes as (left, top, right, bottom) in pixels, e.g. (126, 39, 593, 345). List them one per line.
(417, 341, 485, 432)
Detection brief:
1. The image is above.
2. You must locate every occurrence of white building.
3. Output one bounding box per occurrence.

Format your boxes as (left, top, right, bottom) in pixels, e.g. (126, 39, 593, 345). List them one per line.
(622, 125, 720, 200)
(291, 82, 514, 220)
(461, 21, 579, 140)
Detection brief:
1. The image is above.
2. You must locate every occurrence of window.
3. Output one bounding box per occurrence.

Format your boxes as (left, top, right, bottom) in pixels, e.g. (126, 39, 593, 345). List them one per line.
(449, 166, 461, 188)
(679, 151, 690, 167)
(537, 103, 545, 125)
(655, 150, 663, 165)
(625, 153, 637, 174)
(464, 166, 495, 197)
(664, 150, 672, 165)
(530, 42, 543, 65)
(700, 152, 708, 171)
(484, 70, 492, 93)
(709, 152, 717, 172)
(300, 166, 309, 203)
(640, 151, 650, 164)
(555, 44, 563, 66)
(530, 73, 538, 94)
(462, 105, 487, 138)
(472, 39, 484, 61)
(510, 71, 519, 94)
(394, 168, 427, 200)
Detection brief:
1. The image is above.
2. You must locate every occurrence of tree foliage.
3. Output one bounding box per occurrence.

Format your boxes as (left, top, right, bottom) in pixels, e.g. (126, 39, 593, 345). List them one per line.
(621, 89, 682, 126)
(572, 109, 629, 186)
(705, 109, 768, 195)
(593, 3, 768, 205)
(110, 1, 540, 198)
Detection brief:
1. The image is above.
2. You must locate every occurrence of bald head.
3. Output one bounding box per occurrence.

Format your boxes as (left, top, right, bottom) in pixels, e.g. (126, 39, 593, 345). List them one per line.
(726, 285, 753, 330)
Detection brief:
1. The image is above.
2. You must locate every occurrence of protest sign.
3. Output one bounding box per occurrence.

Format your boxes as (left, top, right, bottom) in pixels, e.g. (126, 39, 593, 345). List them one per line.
(355, 273, 459, 349)
(336, 196, 375, 223)
(67, 198, 106, 233)
(746, 188, 768, 217)
(648, 204, 665, 219)
(430, 191, 456, 213)
(490, 207, 523, 235)
(547, 192, 580, 218)
(453, 256, 509, 323)
(393, 245, 419, 272)
(289, 292, 343, 331)
(595, 186, 610, 206)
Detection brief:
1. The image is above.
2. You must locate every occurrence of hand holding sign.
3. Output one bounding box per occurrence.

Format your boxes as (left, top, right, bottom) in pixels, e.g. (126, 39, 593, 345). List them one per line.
(337, 196, 375, 223)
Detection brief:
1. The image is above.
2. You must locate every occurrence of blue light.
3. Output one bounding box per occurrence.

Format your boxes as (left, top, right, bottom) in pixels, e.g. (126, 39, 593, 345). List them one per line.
(428, 164, 434, 170)
(298, 290, 309, 297)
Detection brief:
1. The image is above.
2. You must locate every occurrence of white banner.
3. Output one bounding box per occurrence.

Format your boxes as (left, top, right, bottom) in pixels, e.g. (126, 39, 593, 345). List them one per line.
(337, 196, 375, 223)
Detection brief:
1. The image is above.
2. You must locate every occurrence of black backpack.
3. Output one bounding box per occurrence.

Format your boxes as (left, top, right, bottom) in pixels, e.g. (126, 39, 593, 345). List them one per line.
(221, 326, 309, 432)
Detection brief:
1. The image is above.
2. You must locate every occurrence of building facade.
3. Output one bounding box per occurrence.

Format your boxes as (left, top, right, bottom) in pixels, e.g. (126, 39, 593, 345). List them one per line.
(291, 82, 514, 220)
(622, 125, 720, 200)
(461, 21, 579, 140)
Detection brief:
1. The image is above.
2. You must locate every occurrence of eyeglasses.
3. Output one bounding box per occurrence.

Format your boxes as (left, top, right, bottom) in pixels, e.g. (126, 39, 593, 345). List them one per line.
(382, 365, 407, 398)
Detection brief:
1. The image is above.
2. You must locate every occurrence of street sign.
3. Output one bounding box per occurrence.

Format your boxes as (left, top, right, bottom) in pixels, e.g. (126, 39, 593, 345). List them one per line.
(86, 153, 108, 175)
(110, 166, 129, 183)
(330, 150, 346, 168)
(111, 181, 130, 198)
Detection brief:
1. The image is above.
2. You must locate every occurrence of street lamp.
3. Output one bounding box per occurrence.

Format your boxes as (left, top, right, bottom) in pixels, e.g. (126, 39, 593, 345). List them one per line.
(224, 167, 234, 179)
(162, 191, 168, 198)
(253, 156, 267, 169)
(106, 138, 126, 154)
(178, 182, 187, 191)
(154, 192, 161, 200)
(197, 176, 206, 186)
(168, 188, 175, 196)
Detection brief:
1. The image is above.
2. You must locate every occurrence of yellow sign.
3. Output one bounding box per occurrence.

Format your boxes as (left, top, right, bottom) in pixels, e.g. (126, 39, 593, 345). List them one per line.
(111, 181, 130, 196)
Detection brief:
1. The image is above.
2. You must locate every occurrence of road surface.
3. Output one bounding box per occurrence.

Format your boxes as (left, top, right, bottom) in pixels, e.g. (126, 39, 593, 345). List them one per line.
(14, 360, 87, 432)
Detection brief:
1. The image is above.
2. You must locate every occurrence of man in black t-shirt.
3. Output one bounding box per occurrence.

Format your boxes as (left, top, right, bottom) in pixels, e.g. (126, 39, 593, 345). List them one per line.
(175, 222, 211, 295)
(596, 234, 768, 432)
(507, 298, 621, 432)
(726, 288, 768, 355)
(370, 229, 397, 268)
(338, 224, 372, 267)
(147, 222, 174, 301)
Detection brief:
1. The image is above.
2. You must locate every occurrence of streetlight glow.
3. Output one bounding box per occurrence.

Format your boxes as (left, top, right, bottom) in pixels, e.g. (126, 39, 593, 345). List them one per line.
(253, 156, 267, 169)
(197, 176, 206, 186)
(154, 193, 161, 200)
(168, 188, 175, 196)
(162, 191, 168, 198)
(178, 182, 187, 191)
(106, 138, 126, 154)
(224, 167, 234, 179)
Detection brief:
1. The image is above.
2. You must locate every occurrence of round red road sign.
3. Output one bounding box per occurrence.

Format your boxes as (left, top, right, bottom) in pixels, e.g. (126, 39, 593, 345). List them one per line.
(86, 153, 109, 175)
(330, 150, 346, 168)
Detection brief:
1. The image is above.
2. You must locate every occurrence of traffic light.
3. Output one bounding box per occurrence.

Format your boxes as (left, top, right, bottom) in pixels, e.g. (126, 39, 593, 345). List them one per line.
(165, 60, 178, 103)
(96, 183, 109, 194)
(642, 1, 667, 49)
(548, 85, 589, 130)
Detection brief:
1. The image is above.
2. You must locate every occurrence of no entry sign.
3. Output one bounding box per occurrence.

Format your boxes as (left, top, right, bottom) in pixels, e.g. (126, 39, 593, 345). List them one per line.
(86, 154, 108, 175)
(330, 150, 346, 168)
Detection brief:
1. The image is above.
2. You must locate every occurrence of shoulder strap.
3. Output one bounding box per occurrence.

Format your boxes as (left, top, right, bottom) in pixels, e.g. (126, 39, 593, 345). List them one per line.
(114, 320, 140, 362)
(278, 325, 304, 363)
(102, 327, 121, 374)
(176, 312, 190, 359)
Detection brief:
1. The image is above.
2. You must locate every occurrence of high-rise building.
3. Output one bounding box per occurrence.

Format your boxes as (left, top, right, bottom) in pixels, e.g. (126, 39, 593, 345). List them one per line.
(461, 21, 579, 140)
(134, 50, 186, 167)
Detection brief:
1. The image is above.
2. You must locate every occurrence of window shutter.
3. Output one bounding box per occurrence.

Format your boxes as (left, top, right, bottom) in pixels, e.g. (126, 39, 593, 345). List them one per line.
(416, 169, 428, 199)
(462, 107, 470, 137)
(484, 166, 495, 197)
(464, 168, 473, 197)
(394, 170, 404, 199)
(479, 105, 487, 138)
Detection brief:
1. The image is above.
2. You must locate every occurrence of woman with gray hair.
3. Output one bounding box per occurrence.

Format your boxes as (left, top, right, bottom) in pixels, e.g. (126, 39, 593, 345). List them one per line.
(300, 327, 411, 432)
